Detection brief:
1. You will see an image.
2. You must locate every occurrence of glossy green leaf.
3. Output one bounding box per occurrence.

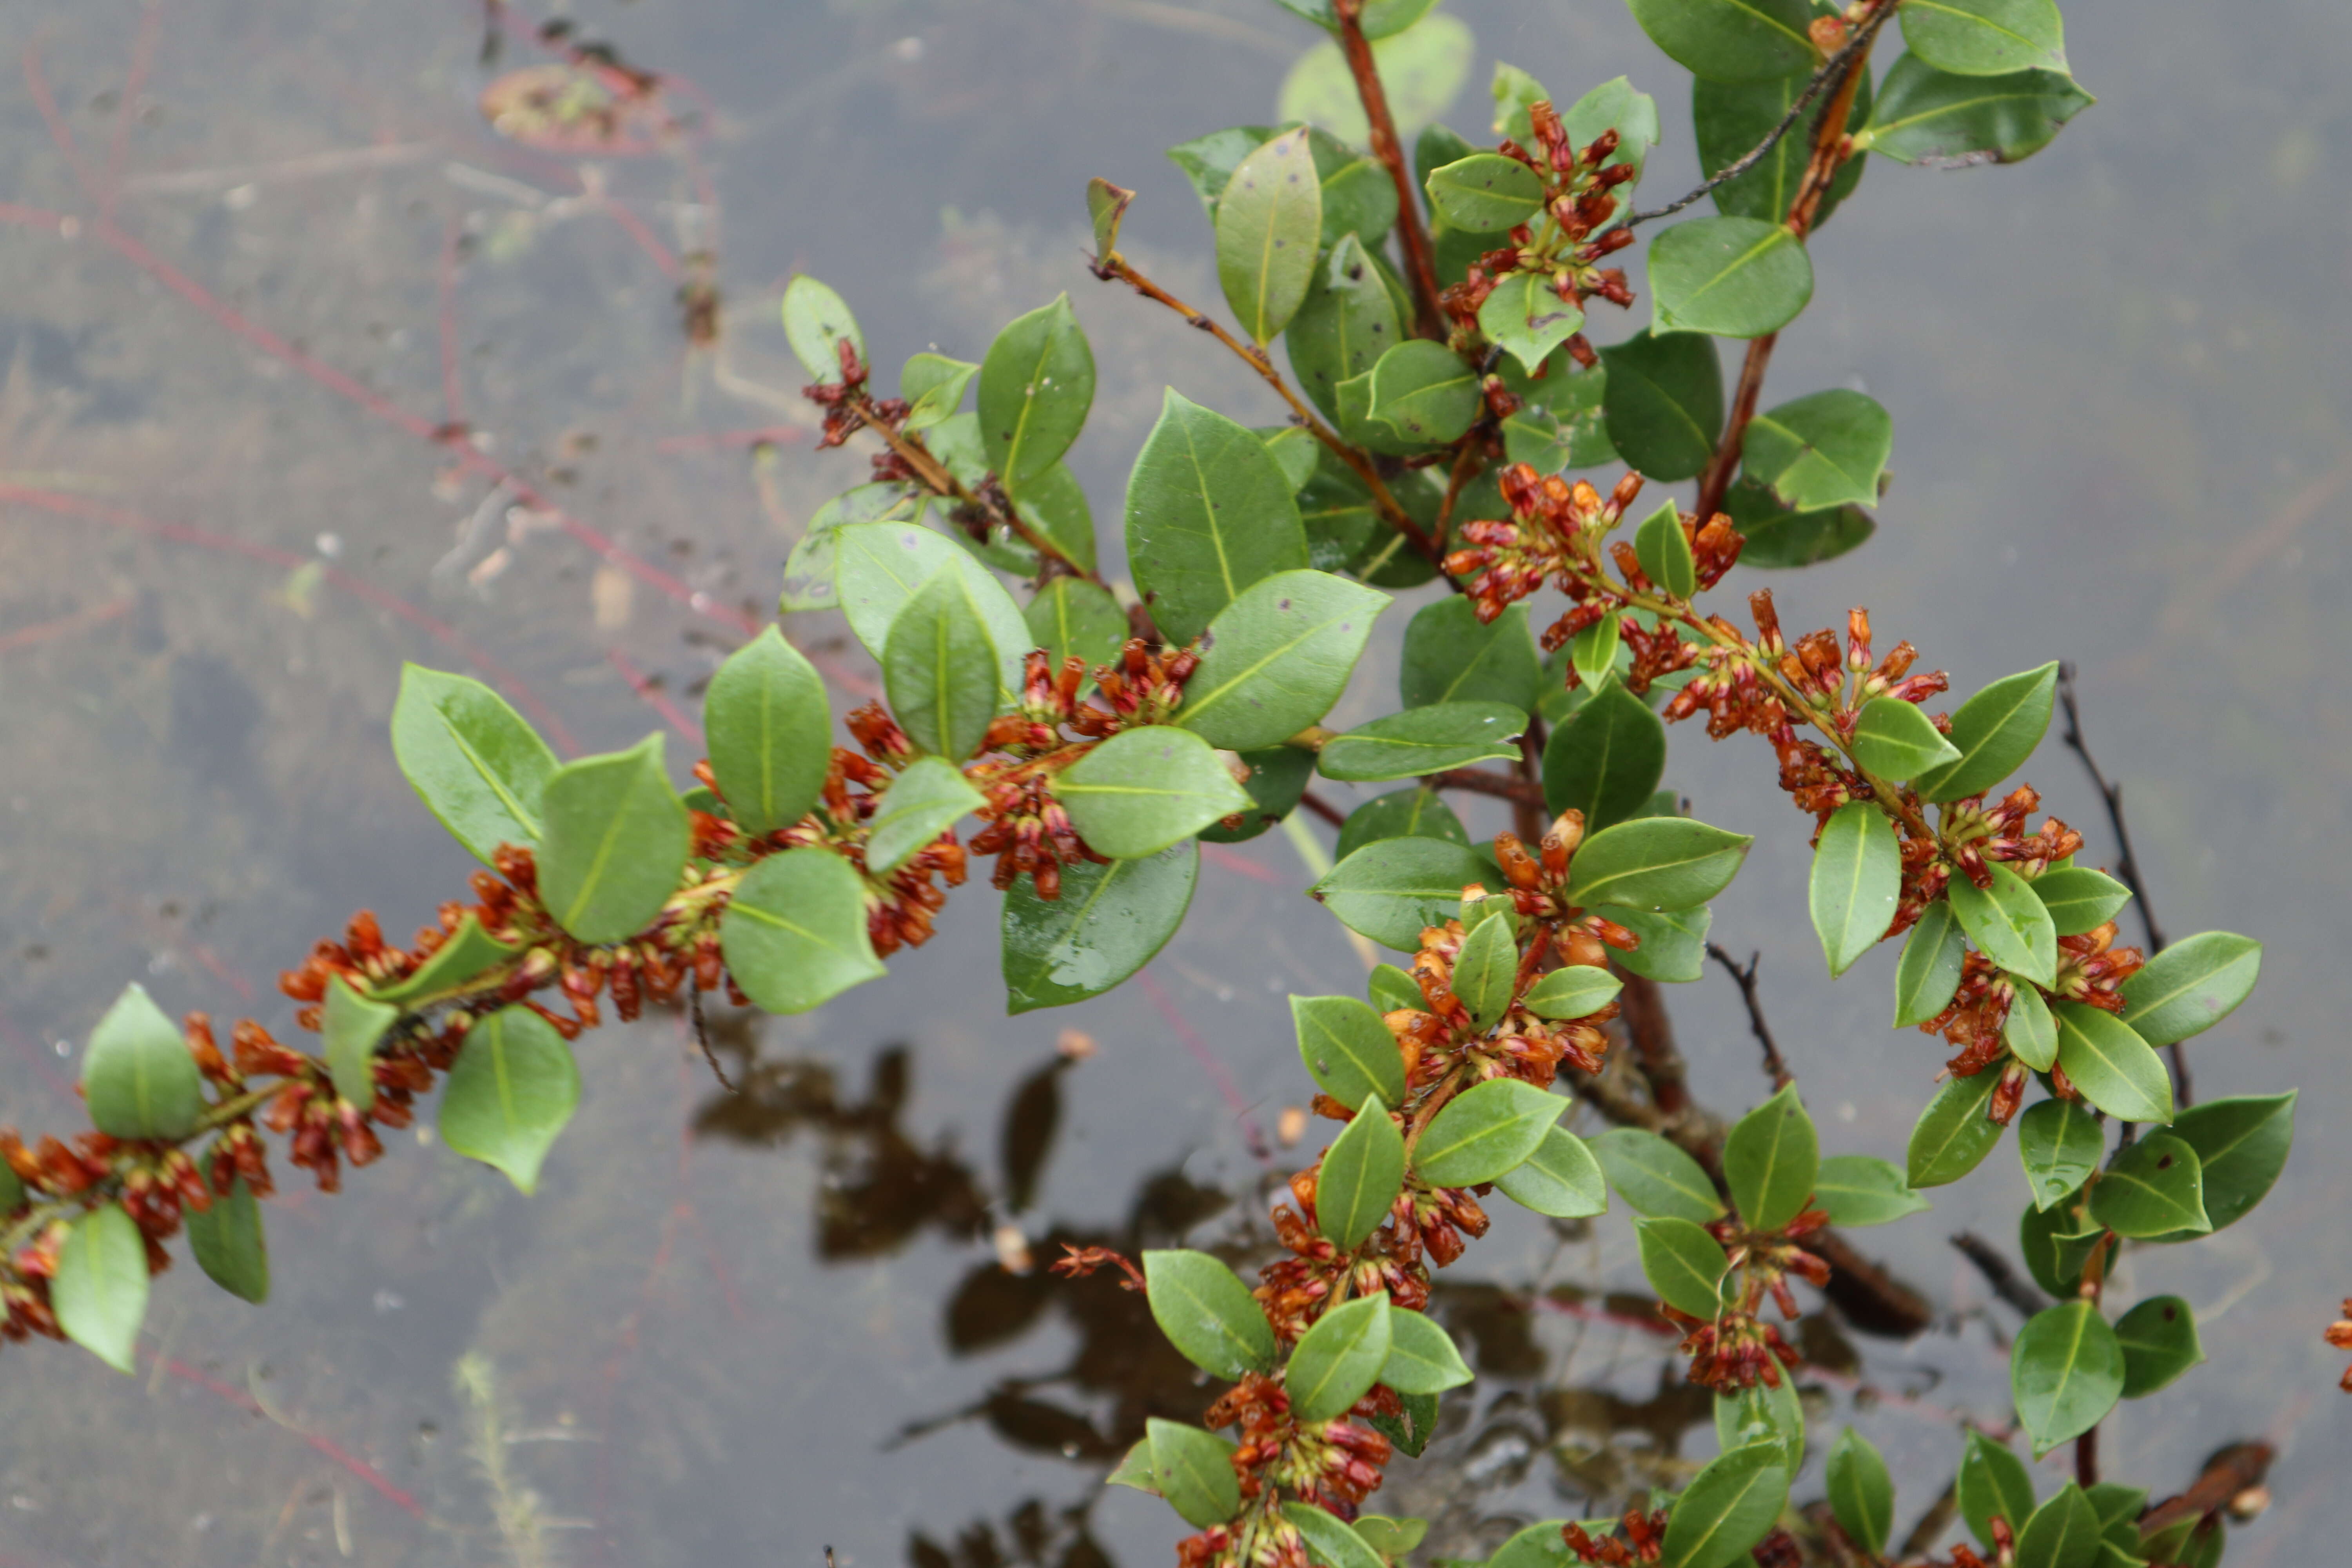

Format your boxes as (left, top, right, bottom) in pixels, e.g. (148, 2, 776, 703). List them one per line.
(1715, 1375, 1804, 1475)
(885, 569, 1004, 763)
(1319, 1096, 1406, 1248)
(1058, 726, 1252, 858)
(1288, 236, 1408, 426)
(1809, 802, 1900, 976)
(2115, 1296, 2202, 1397)
(978, 294, 1095, 489)
(1599, 332, 1724, 481)
(2013, 1300, 2125, 1456)
(1259, 425, 1321, 494)
(1290, 1294, 1392, 1421)
(1894, 899, 1969, 1025)
(1287, 1504, 1390, 1568)
(865, 757, 984, 874)
(1169, 125, 1279, 214)
(1544, 679, 1669, 834)
(53, 1205, 147, 1372)
(1204, 745, 1317, 844)
(781, 274, 861, 383)
(1495, 1125, 1610, 1218)
(722, 846, 887, 1013)
(2020, 1097, 2105, 1210)
(1143, 1249, 1276, 1377)
(1567, 816, 1752, 912)
(1006, 458, 1098, 569)
(537, 736, 688, 944)
(1366, 340, 1481, 445)
(1294, 995, 1410, 1111)
(389, 665, 559, 865)
(1479, 273, 1585, 376)
(1742, 389, 1892, 511)
(2154, 1091, 2294, 1235)
(1814, 1154, 1930, 1226)
(1314, 836, 1500, 950)
(1275, 13, 1475, 145)
(1724, 1085, 1818, 1232)
(1959, 1431, 2039, 1549)
(1425, 152, 1546, 232)
(1903, 0, 2067, 76)
(1107, 1437, 1159, 1494)
(1299, 127, 1401, 248)
(1125, 390, 1310, 644)
(2006, 984, 2060, 1072)
(1722, 476, 1876, 567)
(1004, 843, 1196, 1012)
(1368, 964, 1423, 1014)
(2119, 932, 2262, 1047)
(2031, 867, 2132, 937)
(1635, 500, 1698, 599)
(2021, 1197, 2103, 1297)
(1335, 788, 1468, 862)
(1649, 216, 1813, 339)
(187, 1174, 270, 1303)
(1826, 1427, 1894, 1556)
(1216, 129, 1321, 344)
(1638, 1216, 1732, 1319)
(367, 913, 519, 1010)
(1025, 577, 1129, 673)
(1592, 1128, 1726, 1221)
(1401, 598, 1540, 712)
(322, 975, 397, 1114)
(1085, 176, 1134, 260)
(1352, 1517, 1430, 1561)
(1414, 1079, 1564, 1187)
(1862, 54, 2092, 167)
(1614, 905, 1713, 983)
(1907, 1067, 2006, 1187)
(902, 350, 978, 431)
(1179, 570, 1389, 750)
(1851, 696, 1962, 781)
(1950, 861, 2059, 989)
(1916, 661, 2058, 802)
(2054, 1002, 2172, 1123)
(1571, 611, 1623, 691)
(1693, 70, 1868, 228)
(703, 627, 830, 836)
(1319, 701, 1527, 781)
(1523, 965, 1624, 1020)
(1381, 1307, 1474, 1395)
(1450, 914, 1519, 1029)
(82, 982, 202, 1141)
(2091, 1133, 2207, 1238)
(1660, 1443, 1789, 1568)
(439, 1005, 580, 1194)
(2018, 1484, 2105, 1568)
(1628, 0, 1815, 83)
(832, 524, 1021, 693)
(1147, 1418, 1241, 1528)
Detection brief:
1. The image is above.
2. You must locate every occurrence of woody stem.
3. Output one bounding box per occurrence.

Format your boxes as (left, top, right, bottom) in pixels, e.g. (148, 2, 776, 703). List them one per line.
(1332, 0, 1445, 339)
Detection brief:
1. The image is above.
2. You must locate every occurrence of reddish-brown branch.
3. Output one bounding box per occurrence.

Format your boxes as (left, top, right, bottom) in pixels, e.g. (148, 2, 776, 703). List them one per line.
(1332, 0, 1443, 339)
(1426, 767, 1545, 806)
(2140, 1441, 2274, 1536)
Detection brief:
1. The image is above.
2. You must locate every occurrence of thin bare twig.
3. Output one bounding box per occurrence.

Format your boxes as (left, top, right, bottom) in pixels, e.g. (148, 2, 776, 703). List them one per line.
(1706, 944, 1792, 1088)
(688, 969, 738, 1093)
(1299, 789, 1348, 830)
(1951, 1230, 2049, 1318)
(1426, 767, 1546, 807)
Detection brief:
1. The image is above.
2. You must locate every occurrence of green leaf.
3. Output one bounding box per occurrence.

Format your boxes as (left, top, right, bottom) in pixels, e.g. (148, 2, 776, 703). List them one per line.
(2054, 1002, 2172, 1123)
(389, 665, 559, 865)
(368, 913, 520, 1009)
(1215, 129, 1322, 344)
(1959, 1431, 2039, 1549)
(1628, 0, 1815, 83)
(1495, 1125, 1610, 1218)
(185, 1174, 270, 1304)
(1742, 389, 1893, 511)
(1693, 71, 1869, 229)
(1826, 1428, 1895, 1557)
(1314, 835, 1500, 950)
(2091, 1133, 2207, 1238)
(1860, 57, 2093, 166)
(1287, 1504, 1390, 1568)
(1637, 1216, 1732, 1319)
(1290, 1294, 1392, 1421)
(832, 522, 1029, 695)
(1008, 459, 1098, 569)
(1414, 1079, 1565, 1187)
(1275, 13, 1475, 145)
(1724, 1084, 1819, 1232)
(1523, 965, 1624, 1020)
(781, 274, 862, 383)
(1715, 1375, 1804, 1472)
(1004, 843, 1196, 1011)
(2012, 1300, 2125, 1456)
(1300, 127, 1402, 248)
(1568, 816, 1752, 912)
(1614, 905, 1713, 983)
(1894, 899, 1969, 1026)
(1260, 424, 1322, 494)
(1915, 661, 2058, 802)
(1950, 862, 2059, 989)
(1382, 1308, 1475, 1394)
(1204, 745, 1317, 844)
(704, 627, 830, 836)
(1368, 964, 1423, 1014)
(53, 1205, 147, 1372)
(1294, 995, 1410, 1109)
(1353, 1517, 1431, 1561)
(2030, 867, 2132, 937)
(1450, 915, 1520, 1029)
(1336, 788, 1468, 861)
(1107, 1439, 1158, 1494)
(1809, 802, 1900, 977)
(1179, 570, 1390, 750)
(1125, 390, 1310, 644)
(1288, 236, 1409, 426)
(1025, 577, 1130, 673)
(1059, 726, 1252, 858)
(81, 982, 202, 1141)
(1479, 274, 1586, 376)
(1571, 611, 1623, 691)
(1599, 332, 1724, 481)
(1085, 176, 1135, 260)
(537, 736, 689, 944)
(1402, 598, 1541, 712)
(722, 847, 887, 1013)
(322, 975, 397, 1114)
(1319, 701, 1527, 781)
(1851, 696, 1962, 781)
(1635, 501, 1698, 599)
(1425, 152, 1546, 232)
(902, 350, 979, 431)
(978, 295, 1095, 490)
(1544, 679, 1669, 834)
(2018, 1484, 2105, 1568)
(865, 757, 985, 874)
(1561, 73, 1664, 176)
(1143, 1250, 1278, 1377)
(2114, 1296, 2202, 1397)
(1169, 125, 1278, 214)
(2154, 1092, 2294, 1236)
(1907, 1068, 2006, 1187)
(1649, 216, 1813, 339)
(1366, 339, 1481, 445)
(1722, 477, 1875, 567)
(2006, 984, 2060, 1072)
(884, 569, 1004, 761)
(2119, 932, 2262, 1047)
(1147, 1419, 1241, 1528)
(439, 1005, 580, 1194)
(1814, 1154, 1930, 1226)
(1659, 1443, 1790, 1568)
(1592, 1127, 1726, 1221)
(2020, 1097, 2106, 1211)
(1319, 1096, 1406, 1248)
(1902, 0, 2068, 76)
(2021, 1198, 2103, 1297)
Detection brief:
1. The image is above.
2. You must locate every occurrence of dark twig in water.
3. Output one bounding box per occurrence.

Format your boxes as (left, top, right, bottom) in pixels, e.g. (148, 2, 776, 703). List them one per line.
(689, 969, 737, 1093)
(1951, 1230, 2049, 1318)
(1707, 944, 1793, 1089)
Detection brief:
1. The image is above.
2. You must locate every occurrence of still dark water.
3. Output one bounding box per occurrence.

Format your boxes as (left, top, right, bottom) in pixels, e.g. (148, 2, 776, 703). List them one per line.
(0, 0, 2345, 1564)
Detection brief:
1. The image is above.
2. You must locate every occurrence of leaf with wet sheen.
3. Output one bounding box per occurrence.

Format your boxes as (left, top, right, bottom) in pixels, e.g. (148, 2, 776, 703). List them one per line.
(186, 1176, 270, 1304)
(1826, 1428, 1894, 1557)
(1916, 661, 2058, 802)
(1494, 1125, 1609, 1218)
(2019, 1097, 2105, 1211)
(1907, 1067, 2006, 1187)
(1004, 844, 1196, 1012)
(2152, 1091, 2294, 1235)
(1949, 861, 2058, 988)
(1599, 331, 1724, 481)
(1649, 216, 1813, 339)
(1814, 1154, 1929, 1227)
(1318, 701, 1527, 781)
(1850, 696, 1962, 780)
(1289, 1294, 1392, 1421)
(1143, 1250, 1277, 1377)
(2119, 931, 2261, 1047)
(1724, 1084, 1819, 1232)
(1958, 1430, 2037, 1549)
(978, 294, 1096, 489)
(2115, 1296, 2203, 1397)
(1809, 801, 1900, 976)
(782, 274, 862, 383)
(2090, 1133, 2208, 1238)
(439, 1005, 580, 1194)
(1025, 577, 1129, 673)
(1147, 1419, 1241, 1528)
(1479, 272, 1585, 375)
(1637, 1216, 1733, 1319)
(722, 847, 887, 1014)
(389, 665, 559, 865)
(1860, 57, 2093, 167)
(1058, 726, 1253, 859)
(322, 975, 397, 1114)
(1543, 679, 1668, 834)
(1366, 340, 1482, 445)
(1894, 898, 1969, 1025)
(82, 982, 203, 1142)
(537, 736, 689, 944)
(52, 1205, 147, 1373)
(1318, 1097, 1405, 1248)
(1293, 995, 1410, 1109)
(1178, 570, 1390, 750)
(2053, 1001, 2171, 1123)
(1125, 390, 1310, 644)
(1414, 1079, 1564, 1187)
(1742, 389, 1893, 511)
(1902, 0, 2068, 76)
(1567, 816, 1752, 912)
(1314, 835, 1500, 950)
(1591, 1127, 1726, 1221)
(704, 627, 831, 836)
(2012, 1300, 2124, 1456)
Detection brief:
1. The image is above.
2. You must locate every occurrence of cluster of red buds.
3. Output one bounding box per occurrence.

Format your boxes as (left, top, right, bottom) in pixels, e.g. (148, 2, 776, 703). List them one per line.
(1199, 1371, 1397, 1520)
(1562, 1505, 1670, 1564)
(1943, 782, 2082, 887)
(1666, 1304, 1803, 1393)
(1386, 908, 1621, 1090)
(1446, 465, 1646, 626)
(1437, 104, 1641, 343)
(1260, 1174, 1439, 1336)
(802, 337, 911, 470)
(1174, 1511, 1307, 1568)
(1922, 921, 2143, 1100)
(1710, 1205, 1834, 1323)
